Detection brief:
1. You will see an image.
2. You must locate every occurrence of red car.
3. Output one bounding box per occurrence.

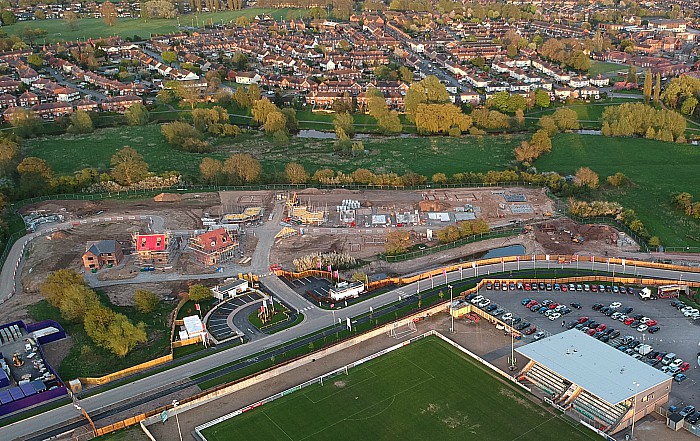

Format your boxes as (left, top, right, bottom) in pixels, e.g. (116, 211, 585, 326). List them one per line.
(524, 327, 537, 335)
(596, 324, 607, 332)
(561, 284, 568, 292)
(587, 328, 596, 336)
(624, 317, 635, 325)
(679, 362, 690, 372)
(646, 319, 658, 327)
(578, 316, 589, 324)
(527, 300, 539, 308)
(524, 283, 531, 291)
(548, 303, 559, 310)
(590, 285, 598, 292)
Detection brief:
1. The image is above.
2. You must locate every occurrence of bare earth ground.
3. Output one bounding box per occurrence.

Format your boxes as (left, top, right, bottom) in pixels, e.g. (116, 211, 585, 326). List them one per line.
(144, 315, 682, 441)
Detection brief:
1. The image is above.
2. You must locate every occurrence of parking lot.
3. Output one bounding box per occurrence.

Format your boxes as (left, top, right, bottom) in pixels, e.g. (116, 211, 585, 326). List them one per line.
(468, 281, 700, 412)
(206, 292, 263, 341)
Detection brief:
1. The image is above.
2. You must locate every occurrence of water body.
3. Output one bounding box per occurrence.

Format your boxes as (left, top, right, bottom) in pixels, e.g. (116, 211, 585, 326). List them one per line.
(445, 244, 526, 266)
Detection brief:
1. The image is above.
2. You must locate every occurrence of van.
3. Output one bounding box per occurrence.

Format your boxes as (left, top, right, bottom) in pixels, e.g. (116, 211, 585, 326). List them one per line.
(636, 344, 652, 356)
(662, 352, 676, 365)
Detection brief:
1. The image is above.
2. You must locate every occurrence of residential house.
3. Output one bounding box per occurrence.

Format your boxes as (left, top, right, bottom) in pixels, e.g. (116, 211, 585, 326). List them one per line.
(0, 94, 16, 108)
(100, 94, 142, 112)
(82, 240, 123, 270)
(132, 232, 176, 268)
(188, 228, 238, 267)
(31, 101, 73, 119)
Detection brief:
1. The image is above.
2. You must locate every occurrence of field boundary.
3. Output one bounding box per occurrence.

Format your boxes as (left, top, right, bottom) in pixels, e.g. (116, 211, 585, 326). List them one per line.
(191, 330, 536, 441)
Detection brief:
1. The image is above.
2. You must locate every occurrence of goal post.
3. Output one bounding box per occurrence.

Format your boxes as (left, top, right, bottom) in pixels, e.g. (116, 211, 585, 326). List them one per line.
(389, 320, 417, 339)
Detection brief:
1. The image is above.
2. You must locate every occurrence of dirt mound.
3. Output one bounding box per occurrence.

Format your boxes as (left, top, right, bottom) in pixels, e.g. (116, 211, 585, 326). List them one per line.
(418, 200, 450, 212)
(298, 188, 321, 194)
(154, 193, 183, 202)
(48, 231, 69, 240)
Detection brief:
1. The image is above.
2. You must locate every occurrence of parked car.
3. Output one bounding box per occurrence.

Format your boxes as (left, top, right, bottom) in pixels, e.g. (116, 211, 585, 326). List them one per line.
(637, 324, 648, 332)
(571, 303, 582, 309)
(578, 316, 590, 324)
(524, 327, 537, 335)
(680, 406, 696, 418)
(561, 284, 568, 292)
(669, 359, 684, 369)
(553, 283, 561, 291)
(492, 308, 505, 316)
(648, 326, 660, 333)
(679, 362, 690, 372)
(521, 298, 531, 306)
(609, 302, 622, 309)
(590, 285, 598, 292)
(486, 282, 493, 290)
(501, 313, 513, 322)
(548, 312, 561, 321)
(515, 322, 531, 331)
(609, 330, 620, 338)
(567, 321, 577, 329)
(646, 319, 658, 327)
(583, 284, 590, 291)
(485, 304, 498, 312)
(630, 320, 640, 327)
(465, 293, 477, 302)
(533, 331, 546, 341)
(687, 411, 700, 424)
(524, 283, 531, 291)
(592, 303, 604, 311)
(530, 304, 541, 312)
(622, 307, 634, 314)
(624, 317, 635, 325)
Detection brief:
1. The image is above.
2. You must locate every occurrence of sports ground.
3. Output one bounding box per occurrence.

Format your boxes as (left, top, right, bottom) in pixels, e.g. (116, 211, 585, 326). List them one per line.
(201, 336, 598, 441)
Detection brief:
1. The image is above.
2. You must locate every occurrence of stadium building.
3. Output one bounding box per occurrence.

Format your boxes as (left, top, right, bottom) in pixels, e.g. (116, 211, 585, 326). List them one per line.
(516, 330, 672, 434)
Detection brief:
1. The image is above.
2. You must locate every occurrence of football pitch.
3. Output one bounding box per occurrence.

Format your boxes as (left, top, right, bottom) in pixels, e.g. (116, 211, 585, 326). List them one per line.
(201, 337, 599, 441)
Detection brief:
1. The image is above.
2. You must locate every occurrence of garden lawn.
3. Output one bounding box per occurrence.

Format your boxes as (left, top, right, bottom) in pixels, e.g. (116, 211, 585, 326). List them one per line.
(24, 123, 523, 180)
(202, 336, 598, 441)
(588, 61, 628, 76)
(536, 133, 700, 247)
(4, 9, 299, 43)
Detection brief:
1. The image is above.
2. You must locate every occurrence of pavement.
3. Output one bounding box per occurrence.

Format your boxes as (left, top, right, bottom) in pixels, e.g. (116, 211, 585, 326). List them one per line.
(2, 202, 700, 439)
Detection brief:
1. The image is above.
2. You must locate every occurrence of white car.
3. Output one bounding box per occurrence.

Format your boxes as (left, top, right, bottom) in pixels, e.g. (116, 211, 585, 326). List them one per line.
(611, 312, 622, 320)
(618, 315, 628, 322)
(500, 313, 513, 322)
(548, 312, 561, 321)
(477, 299, 491, 308)
(636, 324, 648, 332)
(609, 302, 622, 309)
(683, 308, 698, 317)
(471, 295, 484, 304)
(669, 358, 684, 369)
(660, 366, 673, 375)
(544, 309, 554, 317)
(639, 317, 650, 324)
(690, 311, 700, 320)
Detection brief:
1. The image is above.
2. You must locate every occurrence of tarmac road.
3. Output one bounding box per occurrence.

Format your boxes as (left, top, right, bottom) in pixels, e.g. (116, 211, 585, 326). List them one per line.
(2, 257, 700, 440)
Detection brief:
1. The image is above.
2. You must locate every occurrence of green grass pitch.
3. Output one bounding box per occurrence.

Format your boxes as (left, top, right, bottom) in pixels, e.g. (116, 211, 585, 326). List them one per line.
(201, 337, 598, 441)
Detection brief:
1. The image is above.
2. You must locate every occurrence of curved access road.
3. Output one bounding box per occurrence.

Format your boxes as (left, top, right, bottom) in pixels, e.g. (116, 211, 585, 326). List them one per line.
(2, 256, 700, 440)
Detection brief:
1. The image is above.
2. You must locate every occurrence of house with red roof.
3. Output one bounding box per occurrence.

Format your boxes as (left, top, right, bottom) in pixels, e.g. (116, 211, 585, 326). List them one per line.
(132, 232, 175, 268)
(188, 228, 238, 266)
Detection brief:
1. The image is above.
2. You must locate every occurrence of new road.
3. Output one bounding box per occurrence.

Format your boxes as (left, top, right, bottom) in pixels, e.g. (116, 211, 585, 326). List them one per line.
(3, 258, 700, 440)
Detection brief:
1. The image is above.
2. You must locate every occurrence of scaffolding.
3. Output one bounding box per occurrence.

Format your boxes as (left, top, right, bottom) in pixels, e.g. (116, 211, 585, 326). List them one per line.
(188, 229, 239, 266)
(132, 232, 175, 268)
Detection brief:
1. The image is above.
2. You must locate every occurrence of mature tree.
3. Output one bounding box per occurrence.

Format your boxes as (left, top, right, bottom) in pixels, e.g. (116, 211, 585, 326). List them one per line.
(199, 157, 223, 184)
(514, 140, 540, 164)
(653, 73, 661, 105)
(40, 269, 85, 308)
(205, 69, 222, 93)
(247, 83, 261, 103)
(188, 284, 212, 302)
(602, 103, 686, 141)
(233, 87, 252, 109)
(124, 103, 149, 126)
(17, 156, 52, 179)
(235, 15, 250, 27)
(534, 89, 551, 108)
(487, 91, 526, 113)
(538, 115, 557, 136)
(191, 106, 228, 132)
(251, 98, 278, 125)
(161, 121, 207, 151)
(366, 87, 401, 133)
(680, 96, 698, 117)
(0, 138, 19, 174)
(110, 146, 149, 186)
(169, 81, 201, 110)
(398, 66, 413, 83)
(514, 108, 525, 127)
(64, 11, 78, 31)
(385, 230, 410, 255)
(60, 284, 100, 323)
(606, 172, 629, 188)
(67, 110, 94, 134)
(223, 153, 261, 184)
(404, 83, 428, 123)
(530, 129, 552, 153)
(9, 108, 40, 138)
(414, 103, 471, 135)
(333, 112, 354, 140)
(281, 108, 298, 133)
(161, 51, 177, 65)
(432, 172, 447, 184)
(264, 110, 287, 134)
(552, 107, 579, 131)
(142, 0, 177, 18)
(575, 166, 599, 189)
(1, 10, 16, 25)
(134, 290, 159, 314)
(643, 69, 652, 104)
(84, 306, 147, 357)
(285, 162, 308, 184)
(101, 1, 118, 26)
(626, 66, 638, 84)
(27, 54, 43, 68)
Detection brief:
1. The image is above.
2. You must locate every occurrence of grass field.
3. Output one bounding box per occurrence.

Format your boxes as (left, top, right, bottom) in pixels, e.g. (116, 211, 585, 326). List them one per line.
(588, 61, 628, 77)
(202, 337, 597, 441)
(24, 124, 523, 180)
(4, 9, 298, 43)
(537, 133, 700, 247)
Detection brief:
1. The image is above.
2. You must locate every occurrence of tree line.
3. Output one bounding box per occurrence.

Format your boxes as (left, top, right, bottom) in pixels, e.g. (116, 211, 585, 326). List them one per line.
(601, 103, 686, 142)
(40, 270, 147, 358)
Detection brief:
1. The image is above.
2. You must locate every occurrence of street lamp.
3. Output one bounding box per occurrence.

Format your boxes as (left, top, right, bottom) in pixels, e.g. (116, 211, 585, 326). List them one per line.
(448, 284, 454, 333)
(630, 381, 640, 440)
(173, 400, 183, 441)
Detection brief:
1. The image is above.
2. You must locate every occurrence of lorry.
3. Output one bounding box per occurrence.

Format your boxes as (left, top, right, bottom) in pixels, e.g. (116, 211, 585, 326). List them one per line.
(639, 287, 654, 300)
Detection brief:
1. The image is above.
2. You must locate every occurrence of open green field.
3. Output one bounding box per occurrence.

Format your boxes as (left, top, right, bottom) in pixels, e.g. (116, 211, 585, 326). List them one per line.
(525, 98, 642, 129)
(536, 133, 700, 247)
(24, 124, 523, 180)
(588, 61, 628, 77)
(202, 337, 597, 441)
(4, 8, 298, 43)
